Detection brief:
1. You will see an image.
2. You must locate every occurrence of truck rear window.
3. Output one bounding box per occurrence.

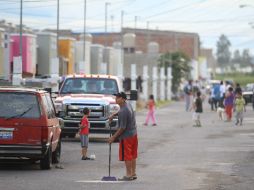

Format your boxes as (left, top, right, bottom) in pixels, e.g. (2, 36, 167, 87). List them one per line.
(0, 92, 41, 119)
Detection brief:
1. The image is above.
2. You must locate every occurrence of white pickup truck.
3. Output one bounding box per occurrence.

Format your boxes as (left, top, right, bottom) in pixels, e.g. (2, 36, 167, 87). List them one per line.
(54, 74, 137, 137)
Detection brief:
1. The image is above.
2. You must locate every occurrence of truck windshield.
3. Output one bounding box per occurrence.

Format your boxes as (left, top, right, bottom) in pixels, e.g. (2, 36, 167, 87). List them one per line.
(0, 92, 41, 119)
(60, 78, 119, 95)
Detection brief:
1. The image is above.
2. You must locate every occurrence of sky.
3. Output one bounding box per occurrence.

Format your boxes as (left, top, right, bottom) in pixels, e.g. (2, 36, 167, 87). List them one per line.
(1, 0, 254, 56)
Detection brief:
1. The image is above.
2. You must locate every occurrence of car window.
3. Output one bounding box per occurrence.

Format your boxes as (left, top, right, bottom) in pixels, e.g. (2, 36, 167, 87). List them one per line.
(0, 92, 41, 118)
(45, 93, 56, 118)
(41, 93, 55, 119)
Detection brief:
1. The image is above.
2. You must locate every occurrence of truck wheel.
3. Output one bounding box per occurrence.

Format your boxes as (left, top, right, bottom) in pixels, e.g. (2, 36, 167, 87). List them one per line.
(40, 145, 52, 170)
(52, 140, 61, 164)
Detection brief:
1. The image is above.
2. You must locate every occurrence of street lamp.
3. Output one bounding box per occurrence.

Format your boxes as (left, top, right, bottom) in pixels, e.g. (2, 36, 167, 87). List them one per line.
(239, 4, 254, 8)
(239, 5, 254, 28)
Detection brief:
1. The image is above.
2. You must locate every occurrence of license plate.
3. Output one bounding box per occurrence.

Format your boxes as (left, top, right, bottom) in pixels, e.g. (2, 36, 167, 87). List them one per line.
(0, 131, 13, 140)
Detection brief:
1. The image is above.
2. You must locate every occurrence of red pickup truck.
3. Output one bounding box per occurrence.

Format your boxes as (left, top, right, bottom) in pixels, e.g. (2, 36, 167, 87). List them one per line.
(0, 87, 62, 170)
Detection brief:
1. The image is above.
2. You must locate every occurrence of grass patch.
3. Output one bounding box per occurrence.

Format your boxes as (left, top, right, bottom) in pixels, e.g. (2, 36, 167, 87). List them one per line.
(215, 73, 254, 86)
(136, 99, 171, 111)
(156, 100, 171, 108)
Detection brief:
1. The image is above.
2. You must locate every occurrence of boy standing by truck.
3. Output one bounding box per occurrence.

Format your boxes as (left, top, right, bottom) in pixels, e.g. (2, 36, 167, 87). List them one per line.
(79, 107, 91, 160)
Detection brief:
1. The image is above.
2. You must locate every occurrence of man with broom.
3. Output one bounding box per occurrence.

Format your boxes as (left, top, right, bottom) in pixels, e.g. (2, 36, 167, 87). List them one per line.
(108, 92, 138, 181)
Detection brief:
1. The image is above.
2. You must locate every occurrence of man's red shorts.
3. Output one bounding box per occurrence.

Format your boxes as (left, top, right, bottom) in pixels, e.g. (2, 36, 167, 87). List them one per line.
(119, 134, 138, 161)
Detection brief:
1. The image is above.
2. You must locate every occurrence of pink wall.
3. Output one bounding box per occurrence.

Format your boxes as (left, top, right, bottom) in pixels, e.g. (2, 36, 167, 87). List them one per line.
(11, 34, 36, 75)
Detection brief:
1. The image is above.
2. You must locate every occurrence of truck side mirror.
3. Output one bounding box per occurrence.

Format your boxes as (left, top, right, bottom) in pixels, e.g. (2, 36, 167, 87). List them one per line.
(129, 90, 138, 100)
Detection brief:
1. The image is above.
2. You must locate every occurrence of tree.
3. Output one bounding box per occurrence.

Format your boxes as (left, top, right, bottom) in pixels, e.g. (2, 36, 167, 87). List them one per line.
(158, 51, 191, 94)
(242, 49, 252, 66)
(232, 49, 241, 64)
(216, 34, 231, 67)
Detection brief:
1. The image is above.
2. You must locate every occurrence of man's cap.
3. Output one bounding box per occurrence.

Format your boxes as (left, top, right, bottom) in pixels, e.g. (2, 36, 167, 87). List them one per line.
(113, 92, 127, 99)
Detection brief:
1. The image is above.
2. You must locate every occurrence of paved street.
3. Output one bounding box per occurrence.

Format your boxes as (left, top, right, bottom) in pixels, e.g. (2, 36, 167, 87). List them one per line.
(0, 100, 254, 190)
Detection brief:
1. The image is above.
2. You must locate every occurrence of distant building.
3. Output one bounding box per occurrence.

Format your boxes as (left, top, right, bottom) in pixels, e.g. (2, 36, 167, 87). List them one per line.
(92, 27, 200, 60)
(0, 19, 35, 34)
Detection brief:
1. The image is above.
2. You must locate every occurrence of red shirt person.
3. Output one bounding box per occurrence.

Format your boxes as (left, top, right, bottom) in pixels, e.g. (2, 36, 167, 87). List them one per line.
(79, 108, 90, 160)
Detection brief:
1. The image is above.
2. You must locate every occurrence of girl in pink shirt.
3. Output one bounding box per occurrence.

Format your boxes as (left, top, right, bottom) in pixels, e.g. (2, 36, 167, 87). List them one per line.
(144, 94, 157, 126)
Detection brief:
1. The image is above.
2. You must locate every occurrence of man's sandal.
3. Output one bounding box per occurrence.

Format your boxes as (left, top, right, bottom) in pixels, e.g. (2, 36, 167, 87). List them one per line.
(132, 174, 137, 180)
(118, 176, 134, 181)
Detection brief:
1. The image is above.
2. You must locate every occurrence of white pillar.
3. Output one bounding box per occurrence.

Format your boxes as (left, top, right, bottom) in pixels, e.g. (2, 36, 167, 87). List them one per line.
(142, 65, 149, 100)
(49, 57, 60, 92)
(117, 49, 124, 80)
(167, 67, 172, 100)
(12, 56, 22, 86)
(160, 67, 166, 101)
(50, 57, 59, 77)
(130, 64, 137, 111)
(131, 64, 136, 90)
(152, 66, 158, 101)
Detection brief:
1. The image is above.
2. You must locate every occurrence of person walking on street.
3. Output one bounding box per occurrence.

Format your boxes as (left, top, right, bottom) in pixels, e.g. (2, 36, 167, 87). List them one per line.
(144, 94, 157, 126)
(234, 83, 242, 95)
(219, 81, 226, 107)
(108, 92, 138, 181)
(234, 92, 246, 126)
(224, 87, 234, 122)
(191, 91, 203, 127)
(79, 107, 91, 160)
(252, 88, 254, 111)
(184, 80, 193, 112)
(211, 84, 220, 111)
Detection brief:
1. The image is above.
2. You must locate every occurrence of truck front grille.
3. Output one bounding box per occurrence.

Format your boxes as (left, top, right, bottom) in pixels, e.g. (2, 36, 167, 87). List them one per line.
(66, 103, 105, 119)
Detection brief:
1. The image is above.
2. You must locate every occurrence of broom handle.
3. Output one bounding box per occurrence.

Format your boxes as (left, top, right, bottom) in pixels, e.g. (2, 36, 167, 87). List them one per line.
(109, 123, 112, 177)
(109, 142, 111, 176)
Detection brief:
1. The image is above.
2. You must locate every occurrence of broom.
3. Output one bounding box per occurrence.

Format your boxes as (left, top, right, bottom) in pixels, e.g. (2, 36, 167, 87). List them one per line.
(101, 122, 117, 181)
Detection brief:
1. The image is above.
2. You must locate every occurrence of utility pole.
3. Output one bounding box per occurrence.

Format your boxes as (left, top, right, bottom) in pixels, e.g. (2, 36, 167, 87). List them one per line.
(134, 16, 138, 34)
(83, 0, 87, 64)
(104, 2, 110, 74)
(19, 0, 23, 58)
(57, 0, 59, 58)
(105, 2, 110, 47)
(111, 15, 114, 32)
(13, 0, 23, 85)
(146, 21, 150, 53)
(121, 10, 124, 77)
(121, 10, 124, 46)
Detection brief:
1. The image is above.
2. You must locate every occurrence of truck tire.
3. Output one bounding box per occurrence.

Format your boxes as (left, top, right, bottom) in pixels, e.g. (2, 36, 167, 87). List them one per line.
(40, 145, 52, 170)
(52, 140, 61, 164)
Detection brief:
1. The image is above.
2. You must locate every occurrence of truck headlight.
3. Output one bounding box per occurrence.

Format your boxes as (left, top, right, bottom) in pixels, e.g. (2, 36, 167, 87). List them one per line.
(110, 104, 120, 115)
(54, 101, 63, 113)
